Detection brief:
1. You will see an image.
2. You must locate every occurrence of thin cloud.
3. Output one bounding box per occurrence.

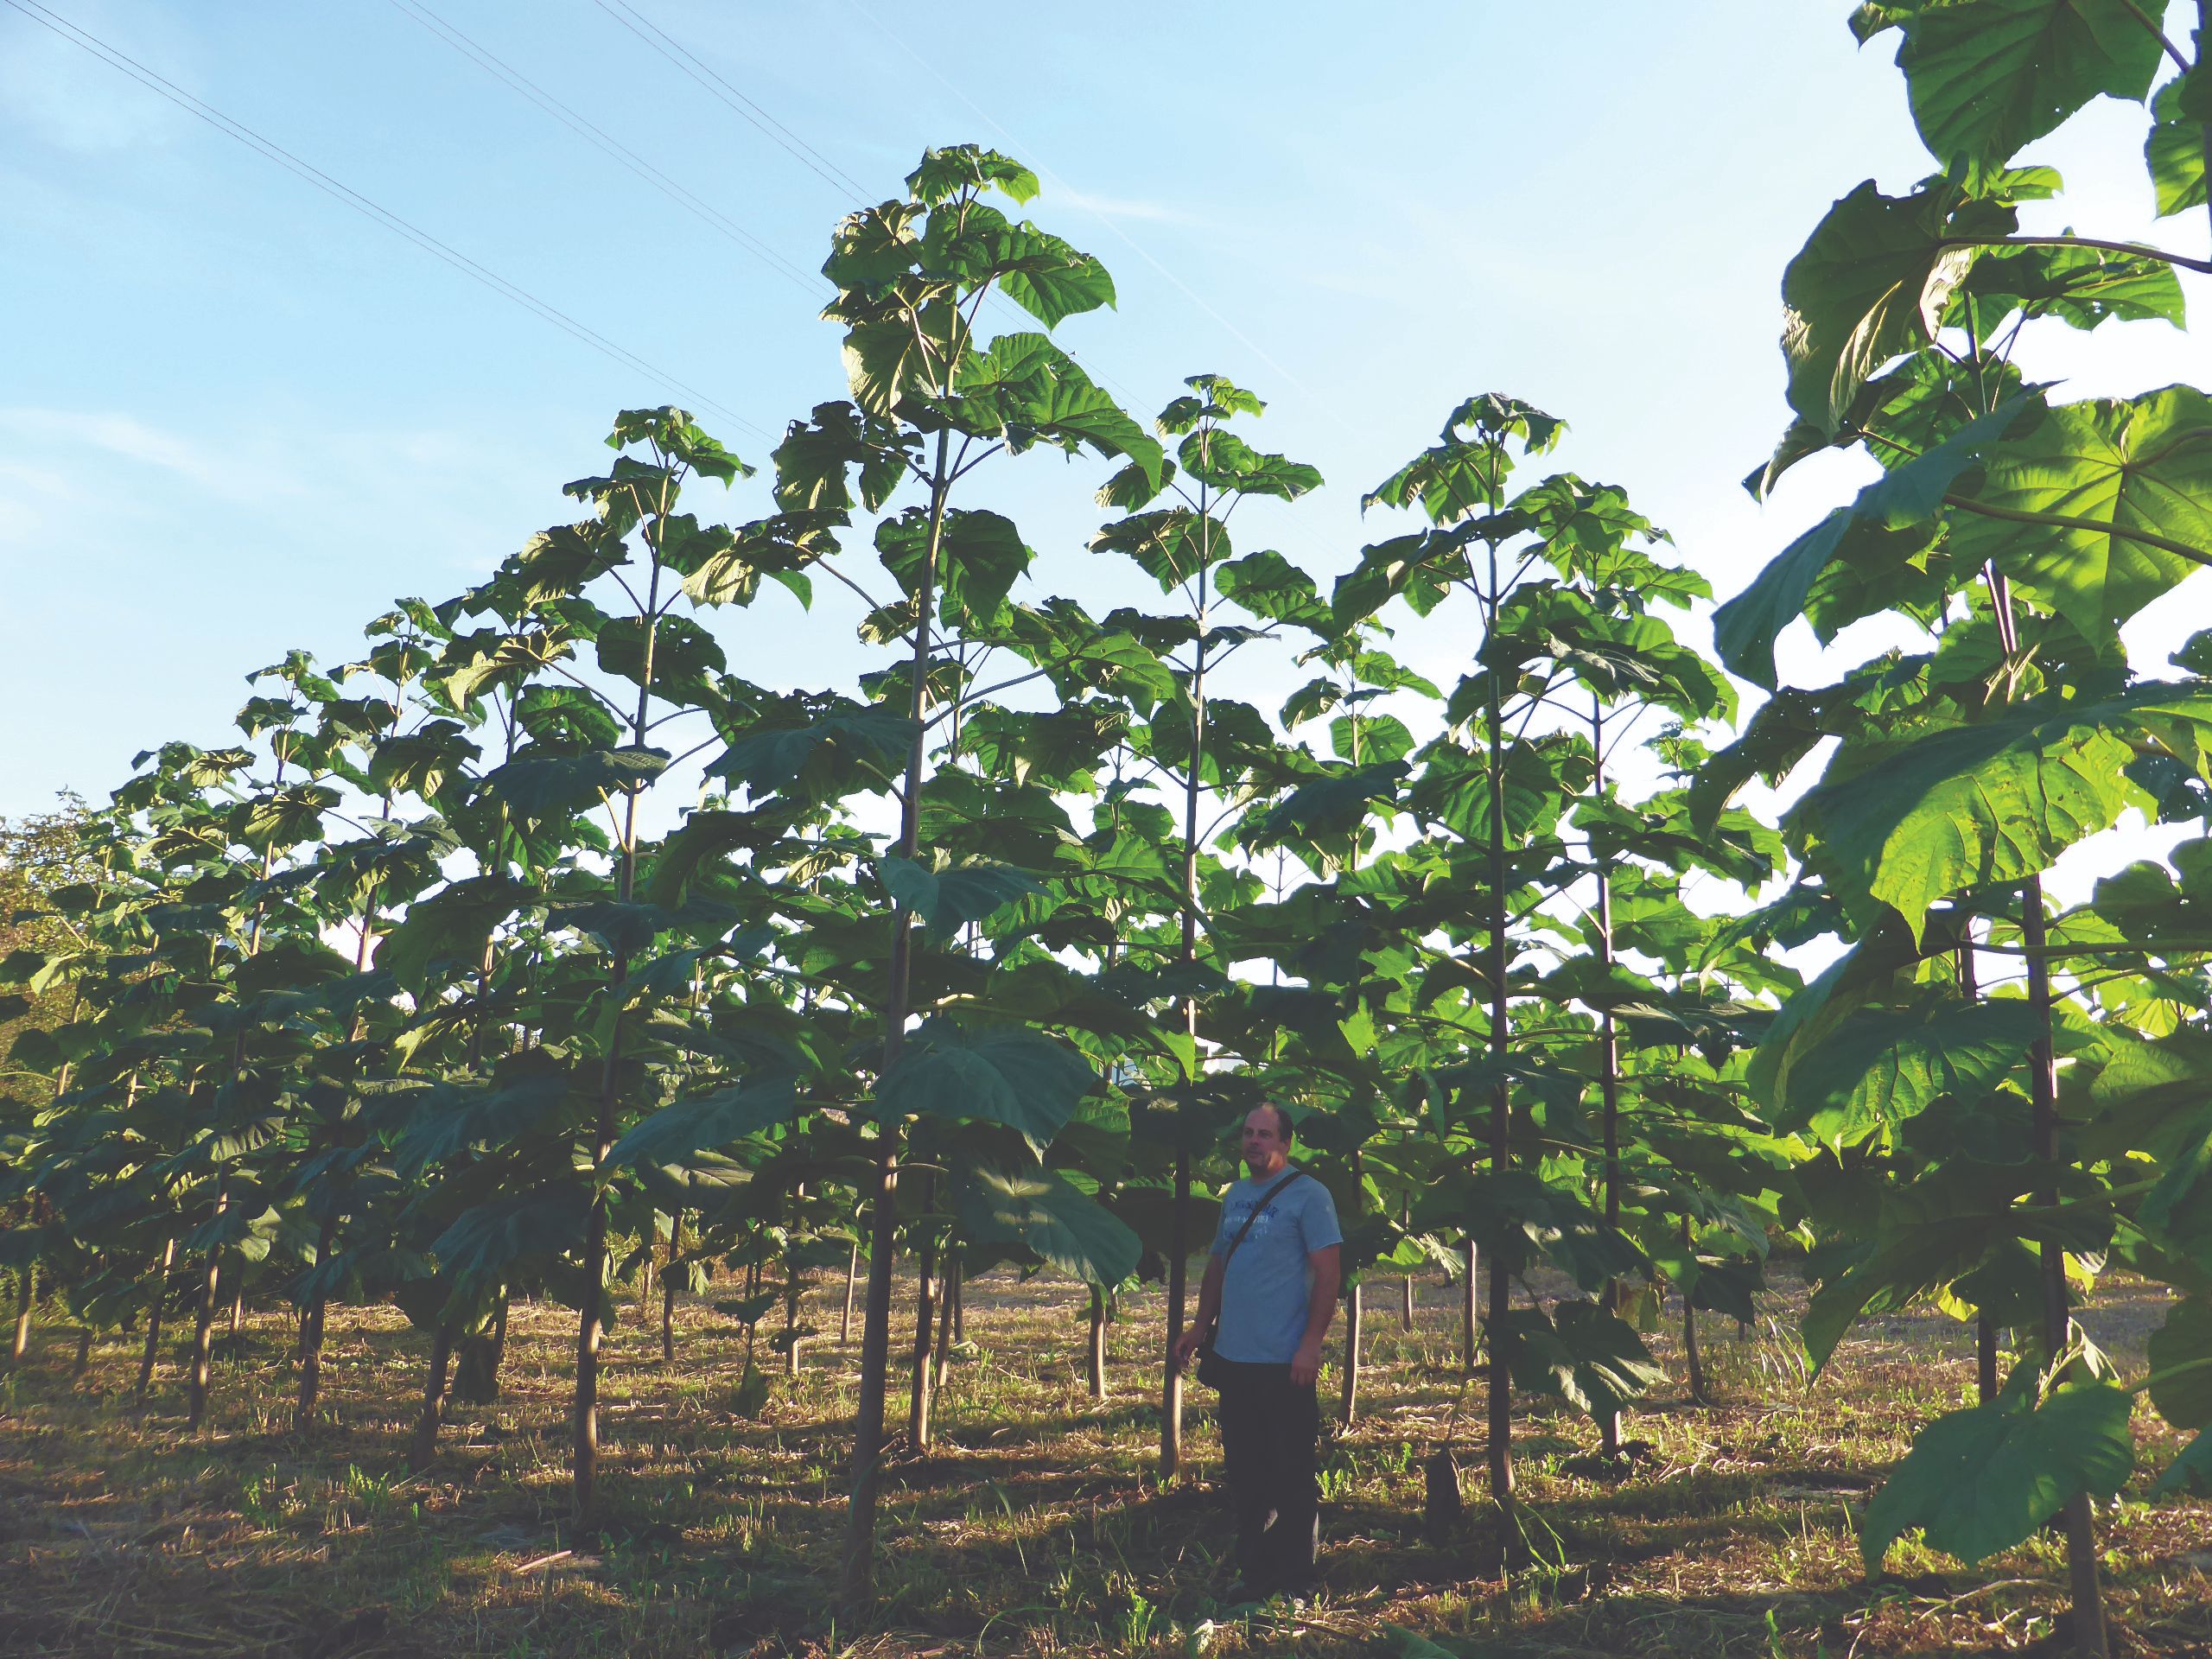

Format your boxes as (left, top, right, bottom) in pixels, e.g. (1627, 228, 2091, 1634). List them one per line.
(1052, 187, 1201, 227)
(0, 407, 296, 503)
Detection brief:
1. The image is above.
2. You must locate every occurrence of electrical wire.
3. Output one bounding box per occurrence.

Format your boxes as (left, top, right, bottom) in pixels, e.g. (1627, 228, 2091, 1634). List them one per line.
(588, 0, 876, 203)
(385, 0, 823, 298)
(4, 0, 768, 441)
(583, 1, 1165, 424)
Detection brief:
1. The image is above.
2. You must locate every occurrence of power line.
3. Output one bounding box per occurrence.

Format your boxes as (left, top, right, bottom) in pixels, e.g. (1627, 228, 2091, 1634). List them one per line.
(385, 0, 823, 298)
(582, 1, 1159, 423)
(588, 0, 876, 203)
(3, 0, 768, 442)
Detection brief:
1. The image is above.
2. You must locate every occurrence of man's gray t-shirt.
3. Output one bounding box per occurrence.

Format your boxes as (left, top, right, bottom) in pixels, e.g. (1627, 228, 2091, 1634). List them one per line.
(1209, 1168, 1343, 1364)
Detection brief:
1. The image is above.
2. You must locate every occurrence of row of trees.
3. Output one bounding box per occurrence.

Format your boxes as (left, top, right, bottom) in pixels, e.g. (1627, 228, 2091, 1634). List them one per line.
(4, 9, 2212, 1651)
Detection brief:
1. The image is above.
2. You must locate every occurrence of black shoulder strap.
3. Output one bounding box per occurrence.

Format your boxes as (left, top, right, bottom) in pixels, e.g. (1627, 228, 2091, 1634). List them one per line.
(1221, 1167, 1304, 1268)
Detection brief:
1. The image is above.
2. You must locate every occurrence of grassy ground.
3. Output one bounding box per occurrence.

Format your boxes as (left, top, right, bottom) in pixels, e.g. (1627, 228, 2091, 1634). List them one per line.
(0, 1268, 2206, 1658)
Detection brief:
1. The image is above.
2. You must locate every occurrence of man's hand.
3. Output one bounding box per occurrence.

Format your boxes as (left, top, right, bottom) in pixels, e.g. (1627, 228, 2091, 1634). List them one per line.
(1171, 1325, 1206, 1373)
(1288, 1338, 1323, 1388)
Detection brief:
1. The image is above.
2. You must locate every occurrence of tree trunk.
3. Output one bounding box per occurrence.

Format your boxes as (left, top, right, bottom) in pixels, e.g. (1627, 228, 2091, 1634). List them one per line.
(1160, 528, 1212, 1482)
(453, 1296, 506, 1408)
(931, 1258, 956, 1397)
(1681, 1217, 1707, 1406)
(1958, 932, 2004, 1410)
(662, 1213, 683, 1367)
(842, 1129, 902, 1612)
(935, 1259, 959, 1390)
(574, 537, 670, 1529)
(1161, 1147, 1190, 1478)
(1339, 1280, 1362, 1426)
(295, 1212, 337, 1432)
(949, 1258, 963, 1346)
(1087, 1283, 1109, 1402)
(137, 1237, 175, 1403)
(1592, 720, 1624, 1459)
(785, 1255, 805, 1379)
(1461, 1239, 1478, 1370)
(2024, 874, 2109, 1659)
(572, 1189, 610, 1524)
(9, 1263, 31, 1363)
(1400, 1198, 1414, 1331)
(842, 422, 951, 1618)
(408, 1324, 454, 1473)
(229, 1289, 244, 1350)
(907, 1212, 939, 1451)
(1481, 526, 1516, 1520)
(186, 1184, 227, 1430)
(743, 1258, 760, 1373)
(73, 1326, 92, 1379)
(842, 1239, 859, 1344)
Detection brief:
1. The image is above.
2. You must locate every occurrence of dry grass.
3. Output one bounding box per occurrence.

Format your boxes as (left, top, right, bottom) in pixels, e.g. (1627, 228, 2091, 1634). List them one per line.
(0, 1268, 2206, 1657)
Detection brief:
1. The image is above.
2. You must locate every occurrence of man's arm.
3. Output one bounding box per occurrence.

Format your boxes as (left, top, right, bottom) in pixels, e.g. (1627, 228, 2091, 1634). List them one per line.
(1289, 1244, 1341, 1387)
(1172, 1252, 1227, 1370)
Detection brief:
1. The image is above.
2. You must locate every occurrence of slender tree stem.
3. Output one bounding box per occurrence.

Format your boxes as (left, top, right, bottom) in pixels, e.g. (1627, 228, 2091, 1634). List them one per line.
(2024, 874, 2111, 1659)
(409, 1324, 454, 1472)
(842, 416, 952, 1617)
(136, 1236, 175, 1403)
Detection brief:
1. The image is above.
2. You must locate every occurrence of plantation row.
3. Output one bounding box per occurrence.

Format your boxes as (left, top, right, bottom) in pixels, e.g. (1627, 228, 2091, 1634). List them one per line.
(5, 8, 2212, 1653)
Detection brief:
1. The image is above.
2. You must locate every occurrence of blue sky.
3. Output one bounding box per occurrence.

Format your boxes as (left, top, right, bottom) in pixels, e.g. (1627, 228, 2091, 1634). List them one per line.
(5, 0, 2210, 880)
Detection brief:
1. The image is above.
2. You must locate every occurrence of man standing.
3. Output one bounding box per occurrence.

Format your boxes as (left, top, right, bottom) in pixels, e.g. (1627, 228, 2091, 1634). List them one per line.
(1172, 1103, 1343, 1602)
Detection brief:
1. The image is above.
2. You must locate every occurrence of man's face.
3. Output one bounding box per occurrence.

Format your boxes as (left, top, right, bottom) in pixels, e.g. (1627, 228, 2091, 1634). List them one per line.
(1241, 1108, 1288, 1173)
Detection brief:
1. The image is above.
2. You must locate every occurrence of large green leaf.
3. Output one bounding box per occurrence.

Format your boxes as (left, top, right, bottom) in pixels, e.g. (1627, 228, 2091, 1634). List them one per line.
(432, 1190, 590, 1282)
(1496, 1298, 1667, 1421)
(1803, 1213, 2003, 1370)
(957, 1165, 1141, 1287)
(396, 1071, 575, 1180)
(921, 211, 1115, 328)
(483, 746, 669, 820)
(1890, 0, 2161, 171)
(1090, 507, 1225, 589)
(951, 333, 1164, 487)
(1214, 550, 1331, 632)
(1255, 760, 1411, 848)
(1860, 1371, 2134, 1570)
(1715, 402, 2024, 689)
(875, 1021, 1096, 1145)
(607, 1079, 799, 1170)
(1782, 181, 2006, 435)
(1177, 428, 1323, 501)
(710, 703, 915, 800)
(378, 874, 535, 993)
(879, 855, 1044, 938)
(876, 507, 1033, 628)
(1783, 996, 2038, 1143)
(1958, 240, 2186, 331)
(2154, 1428, 2212, 1496)
(2146, 73, 2209, 218)
(1948, 387, 2212, 640)
(641, 808, 785, 907)
(2147, 1296, 2212, 1432)
(1790, 683, 2212, 936)
(1406, 734, 1577, 847)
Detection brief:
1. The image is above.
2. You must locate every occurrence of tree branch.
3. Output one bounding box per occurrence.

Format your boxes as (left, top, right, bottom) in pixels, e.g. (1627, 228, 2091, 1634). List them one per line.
(2114, 0, 2191, 73)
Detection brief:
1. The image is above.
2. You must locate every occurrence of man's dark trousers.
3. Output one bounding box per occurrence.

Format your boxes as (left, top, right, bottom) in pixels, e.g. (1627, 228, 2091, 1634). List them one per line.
(1214, 1357, 1319, 1592)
